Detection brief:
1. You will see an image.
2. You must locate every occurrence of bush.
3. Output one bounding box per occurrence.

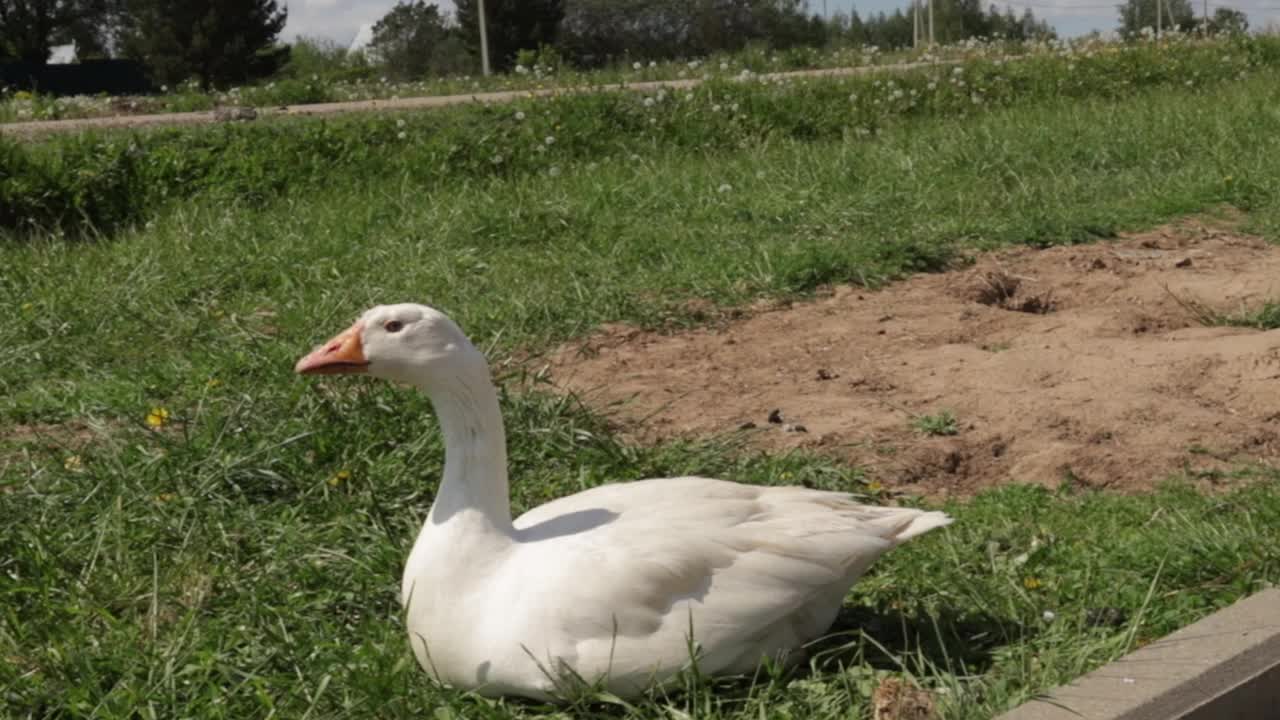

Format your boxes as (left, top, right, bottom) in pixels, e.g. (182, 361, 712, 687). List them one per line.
(0, 137, 141, 235)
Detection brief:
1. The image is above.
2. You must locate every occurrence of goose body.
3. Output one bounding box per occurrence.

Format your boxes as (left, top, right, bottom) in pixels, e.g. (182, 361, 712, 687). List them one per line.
(296, 303, 951, 700)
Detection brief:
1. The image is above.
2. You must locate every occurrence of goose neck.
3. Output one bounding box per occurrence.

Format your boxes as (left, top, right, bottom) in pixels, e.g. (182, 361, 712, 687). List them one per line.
(422, 368, 513, 534)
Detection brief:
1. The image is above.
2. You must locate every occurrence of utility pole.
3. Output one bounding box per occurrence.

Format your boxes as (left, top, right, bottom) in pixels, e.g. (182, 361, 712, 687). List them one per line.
(478, 0, 491, 76)
(1203, 0, 1209, 32)
(1156, 0, 1162, 37)
(928, 0, 935, 45)
(913, 0, 920, 48)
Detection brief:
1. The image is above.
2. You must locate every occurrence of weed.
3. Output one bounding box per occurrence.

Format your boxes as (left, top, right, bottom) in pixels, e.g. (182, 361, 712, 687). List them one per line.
(1165, 287, 1280, 330)
(912, 411, 960, 437)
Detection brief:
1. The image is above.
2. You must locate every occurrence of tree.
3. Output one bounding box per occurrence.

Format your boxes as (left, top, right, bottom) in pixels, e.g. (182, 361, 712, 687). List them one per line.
(0, 0, 110, 64)
(1117, 0, 1196, 35)
(115, 0, 287, 88)
(558, 0, 825, 66)
(370, 1, 471, 78)
(455, 0, 563, 72)
(1207, 6, 1248, 34)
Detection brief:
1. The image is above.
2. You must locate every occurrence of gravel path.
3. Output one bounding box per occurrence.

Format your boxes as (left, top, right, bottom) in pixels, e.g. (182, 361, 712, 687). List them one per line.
(1, 60, 954, 140)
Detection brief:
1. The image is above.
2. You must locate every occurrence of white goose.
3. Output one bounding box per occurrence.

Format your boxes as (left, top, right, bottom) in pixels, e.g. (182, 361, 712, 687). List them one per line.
(295, 303, 952, 700)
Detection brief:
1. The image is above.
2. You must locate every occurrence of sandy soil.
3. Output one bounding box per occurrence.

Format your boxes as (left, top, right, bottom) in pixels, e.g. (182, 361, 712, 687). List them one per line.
(546, 219, 1280, 497)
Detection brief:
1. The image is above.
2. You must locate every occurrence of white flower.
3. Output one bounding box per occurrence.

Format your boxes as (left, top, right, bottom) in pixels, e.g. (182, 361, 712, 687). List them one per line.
(311, 74, 318, 81)
(160, 84, 168, 92)
(720, 62, 729, 70)
(717, 183, 732, 193)
(643, 97, 655, 108)
(544, 135, 555, 146)
(633, 61, 643, 70)
(515, 64, 529, 74)
(649, 61, 657, 68)
(491, 154, 503, 164)
(1042, 610, 1056, 622)
(953, 67, 963, 75)
(515, 111, 525, 121)
(730, 103, 738, 112)
(396, 118, 405, 128)
(712, 104, 721, 112)
(755, 170, 766, 179)
(548, 166, 561, 177)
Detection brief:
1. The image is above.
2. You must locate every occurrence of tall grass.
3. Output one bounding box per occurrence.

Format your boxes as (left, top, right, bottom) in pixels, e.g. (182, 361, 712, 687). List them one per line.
(3, 34, 1277, 237)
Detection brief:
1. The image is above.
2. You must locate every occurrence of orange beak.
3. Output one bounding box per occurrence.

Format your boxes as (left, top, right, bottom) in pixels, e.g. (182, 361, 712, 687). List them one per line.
(295, 323, 369, 375)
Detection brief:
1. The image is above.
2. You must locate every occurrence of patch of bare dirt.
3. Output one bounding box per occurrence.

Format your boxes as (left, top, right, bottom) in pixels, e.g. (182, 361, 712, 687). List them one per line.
(4, 421, 104, 449)
(546, 220, 1280, 497)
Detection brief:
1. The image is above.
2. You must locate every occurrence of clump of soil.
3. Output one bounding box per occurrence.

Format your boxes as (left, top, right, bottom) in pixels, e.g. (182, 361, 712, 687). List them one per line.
(545, 219, 1280, 497)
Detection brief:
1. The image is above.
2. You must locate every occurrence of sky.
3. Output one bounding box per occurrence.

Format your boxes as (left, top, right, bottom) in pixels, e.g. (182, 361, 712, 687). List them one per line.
(281, 0, 1279, 48)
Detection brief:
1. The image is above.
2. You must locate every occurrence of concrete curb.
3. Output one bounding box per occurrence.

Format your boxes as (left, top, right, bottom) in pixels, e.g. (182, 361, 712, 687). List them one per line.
(996, 588, 1280, 720)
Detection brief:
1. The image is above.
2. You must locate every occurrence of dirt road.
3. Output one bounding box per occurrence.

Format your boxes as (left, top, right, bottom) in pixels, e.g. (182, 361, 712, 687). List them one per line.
(1, 60, 954, 140)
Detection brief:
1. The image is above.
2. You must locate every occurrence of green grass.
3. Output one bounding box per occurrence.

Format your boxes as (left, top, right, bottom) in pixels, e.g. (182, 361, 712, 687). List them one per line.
(4, 34, 1276, 236)
(1164, 289, 1280, 331)
(1235, 301, 1280, 329)
(3, 57, 1280, 719)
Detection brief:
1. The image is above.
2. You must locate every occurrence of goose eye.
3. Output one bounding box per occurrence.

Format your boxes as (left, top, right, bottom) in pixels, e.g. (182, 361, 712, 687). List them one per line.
(384, 320, 405, 333)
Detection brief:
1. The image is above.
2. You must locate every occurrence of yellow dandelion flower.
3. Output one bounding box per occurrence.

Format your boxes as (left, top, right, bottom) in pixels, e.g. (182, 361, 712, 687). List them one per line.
(206, 378, 222, 389)
(867, 480, 884, 493)
(63, 455, 83, 472)
(1023, 576, 1042, 590)
(155, 492, 176, 503)
(1224, 175, 1233, 184)
(21, 302, 34, 312)
(328, 469, 352, 487)
(145, 407, 171, 429)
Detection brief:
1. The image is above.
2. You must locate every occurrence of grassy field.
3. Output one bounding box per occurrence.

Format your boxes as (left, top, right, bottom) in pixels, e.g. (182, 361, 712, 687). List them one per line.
(3, 42, 1280, 719)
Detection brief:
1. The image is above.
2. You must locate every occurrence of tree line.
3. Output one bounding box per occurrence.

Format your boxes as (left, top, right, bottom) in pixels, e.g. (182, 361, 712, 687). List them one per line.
(0, 0, 286, 87)
(0, 0, 1254, 91)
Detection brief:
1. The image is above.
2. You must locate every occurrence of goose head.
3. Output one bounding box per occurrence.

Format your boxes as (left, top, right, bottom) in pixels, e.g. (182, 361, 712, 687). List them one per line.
(295, 303, 484, 389)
